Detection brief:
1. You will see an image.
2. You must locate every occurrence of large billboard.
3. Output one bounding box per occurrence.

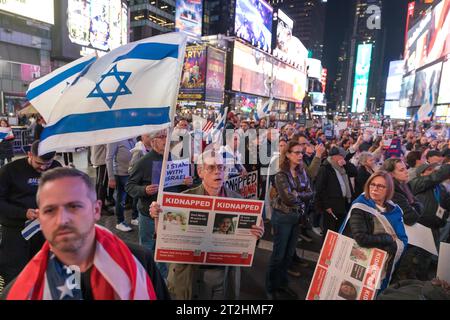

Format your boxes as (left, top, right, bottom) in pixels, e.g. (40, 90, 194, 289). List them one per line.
(232, 41, 272, 97)
(205, 47, 226, 103)
(273, 59, 307, 102)
(179, 45, 207, 101)
(384, 101, 407, 119)
(385, 60, 405, 100)
(67, 0, 128, 52)
(235, 0, 273, 52)
(307, 58, 322, 79)
(0, 0, 54, 24)
(53, 0, 129, 60)
(351, 44, 373, 113)
(412, 62, 442, 107)
(405, 0, 450, 73)
(399, 73, 416, 108)
(175, 0, 202, 39)
(438, 60, 450, 104)
(274, 9, 293, 61)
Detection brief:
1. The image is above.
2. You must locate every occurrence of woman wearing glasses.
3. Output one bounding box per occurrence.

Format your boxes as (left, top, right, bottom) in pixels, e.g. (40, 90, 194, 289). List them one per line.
(340, 171, 408, 291)
(266, 141, 313, 299)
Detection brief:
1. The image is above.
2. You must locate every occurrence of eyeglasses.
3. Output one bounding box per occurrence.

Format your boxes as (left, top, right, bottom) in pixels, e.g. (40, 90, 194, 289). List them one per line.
(369, 183, 386, 190)
(204, 164, 225, 172)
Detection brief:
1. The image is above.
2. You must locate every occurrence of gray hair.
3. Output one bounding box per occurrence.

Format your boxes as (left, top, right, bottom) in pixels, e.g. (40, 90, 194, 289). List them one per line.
(36, 167, 96, 205)
(359, 152, 374, 166)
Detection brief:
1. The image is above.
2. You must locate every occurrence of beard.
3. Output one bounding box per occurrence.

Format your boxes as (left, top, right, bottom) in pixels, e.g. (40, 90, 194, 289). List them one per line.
(49, 224, 94, 253)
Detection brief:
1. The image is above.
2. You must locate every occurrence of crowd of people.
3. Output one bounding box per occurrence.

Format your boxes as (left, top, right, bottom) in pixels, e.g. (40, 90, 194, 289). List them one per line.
(0, 110, 449, 300)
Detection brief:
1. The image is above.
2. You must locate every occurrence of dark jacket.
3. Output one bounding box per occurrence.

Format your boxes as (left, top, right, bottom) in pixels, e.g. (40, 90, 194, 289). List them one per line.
(125, 150, 163, 217)
(392, 180, 422, 226)
(354, 166, 372, 197)
(0, 138, 14, 160)
(409, 164, 450, 231)
(315, 159, 358, 217)
(272, 169, 313, 215)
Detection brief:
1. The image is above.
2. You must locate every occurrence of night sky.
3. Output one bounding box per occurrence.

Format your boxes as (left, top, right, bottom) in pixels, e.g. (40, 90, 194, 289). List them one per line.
(323, 0, 410, 102)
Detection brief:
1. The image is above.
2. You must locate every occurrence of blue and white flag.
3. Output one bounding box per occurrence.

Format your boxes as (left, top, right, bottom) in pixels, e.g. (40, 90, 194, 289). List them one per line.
(27, 33, 187, 155)
(206, 107, 228, 144)
(254, 98, 274, 121)
(0, 127, 14, 142)
(22, 219, 41, 241)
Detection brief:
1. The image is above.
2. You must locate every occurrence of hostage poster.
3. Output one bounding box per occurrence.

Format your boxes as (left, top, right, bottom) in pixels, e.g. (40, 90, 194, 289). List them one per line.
(155, 192, 263, 267)
(307, 231, 387, 300)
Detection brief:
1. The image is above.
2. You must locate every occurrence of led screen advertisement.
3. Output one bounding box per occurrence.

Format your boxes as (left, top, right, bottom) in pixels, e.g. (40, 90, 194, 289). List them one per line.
(405, 0, 450, 73)
(412, 62, 442, 107)
(175, 0, 202, 38)
(205, 47, 226, 103)
(438, 60, 450, 104)
(232, 41, 272, 97)
(274, 10, 293, 61)
(0, 0, 54, 24)
(67, 0, 128, 52)
(179, 46, 207, 101)
(399, 74, 416, 108)
(272, 59, 307, 102)
(385, 60, 405, 100)
(351, 44, 373, 113)
(235, 0, 273, 52)
(384, 101, 407, 119)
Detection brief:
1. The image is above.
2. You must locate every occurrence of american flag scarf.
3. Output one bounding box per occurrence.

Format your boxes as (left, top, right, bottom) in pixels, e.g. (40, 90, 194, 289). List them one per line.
(7, 226, 157, 300)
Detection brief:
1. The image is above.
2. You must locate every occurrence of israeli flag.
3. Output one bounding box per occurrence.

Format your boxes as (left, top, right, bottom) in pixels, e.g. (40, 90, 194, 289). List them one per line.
(27, 33, 187, 155)
(0, 127, 14, 142)
(206, 107, 228, 144)
(254, 98, 274, 121)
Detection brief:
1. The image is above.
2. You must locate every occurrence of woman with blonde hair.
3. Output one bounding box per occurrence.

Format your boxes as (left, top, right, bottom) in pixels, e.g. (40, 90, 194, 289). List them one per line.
(340, 171, 408, 291)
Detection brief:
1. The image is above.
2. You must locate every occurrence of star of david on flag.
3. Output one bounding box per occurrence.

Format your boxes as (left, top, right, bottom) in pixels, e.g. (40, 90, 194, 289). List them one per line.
(87, 65, 132, 109)
(26, 33, 187, 155)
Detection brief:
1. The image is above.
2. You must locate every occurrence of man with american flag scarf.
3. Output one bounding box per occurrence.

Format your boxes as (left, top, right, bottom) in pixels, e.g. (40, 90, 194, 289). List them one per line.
(1, 168, 169, 300)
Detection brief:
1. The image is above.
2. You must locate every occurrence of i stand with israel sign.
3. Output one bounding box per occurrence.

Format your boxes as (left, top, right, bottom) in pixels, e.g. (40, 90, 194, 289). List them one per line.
(27, 33, 187, 155)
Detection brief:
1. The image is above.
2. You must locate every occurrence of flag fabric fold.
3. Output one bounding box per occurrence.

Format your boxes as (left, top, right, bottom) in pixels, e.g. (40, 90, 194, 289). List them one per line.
(27, 32, 187, 155)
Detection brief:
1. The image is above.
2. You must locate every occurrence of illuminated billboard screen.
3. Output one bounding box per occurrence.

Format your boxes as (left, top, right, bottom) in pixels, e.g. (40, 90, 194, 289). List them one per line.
(205, 47, 226, 103)
(384, 101, 407, 119)
(405, 0, 450, 73)
(0, 0, 54, 24)
(412, 62, 442, 107)
(385, 60, 404, 100)
(179, 46, 207, 101)
(274, 9, 293, 61)
(273, 59, 307, 102)
(399, 74, 416, 108)
(438, 60, 450, 104)
(351, 44, 373, 113)
(235, 0, 273, 52)
(175, 0, 202, 38)
(307, 58, 322, 79)
(232, 41, 272, 97)
(67, 0, 128, 52)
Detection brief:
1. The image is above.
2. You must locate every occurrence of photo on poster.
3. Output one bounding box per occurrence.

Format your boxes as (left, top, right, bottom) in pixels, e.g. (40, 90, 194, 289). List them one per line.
(162, 211, 188, 232)
(337, 280, 360, 300)
(350, 244, 371, 268)
(213, 213, 238, 235)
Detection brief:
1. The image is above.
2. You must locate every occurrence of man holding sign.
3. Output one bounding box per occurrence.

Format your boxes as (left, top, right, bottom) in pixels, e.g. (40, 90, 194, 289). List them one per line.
(150, 148, 264, 300)
(126, 130, 193, 278)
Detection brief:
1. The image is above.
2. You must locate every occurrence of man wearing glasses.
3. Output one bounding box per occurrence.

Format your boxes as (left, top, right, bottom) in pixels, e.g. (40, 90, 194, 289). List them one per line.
(150, 148, 264, 299)
(0, 140, 61, 286)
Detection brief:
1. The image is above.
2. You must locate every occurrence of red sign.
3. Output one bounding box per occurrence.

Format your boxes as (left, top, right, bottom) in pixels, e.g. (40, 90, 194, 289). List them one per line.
(321, 68, 328, 93)
(162, 194, 213, 210)
(214, 198, 263, 214)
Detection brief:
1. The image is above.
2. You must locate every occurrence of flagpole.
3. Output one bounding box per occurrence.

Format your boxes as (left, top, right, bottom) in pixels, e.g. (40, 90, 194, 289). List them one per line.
(157, 33, 188, 204)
